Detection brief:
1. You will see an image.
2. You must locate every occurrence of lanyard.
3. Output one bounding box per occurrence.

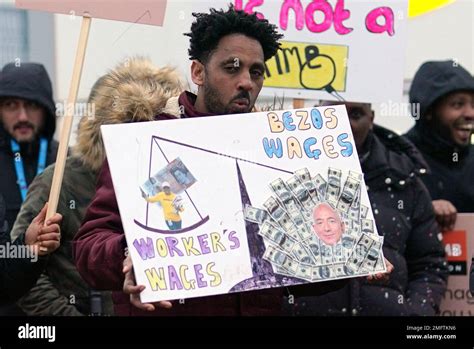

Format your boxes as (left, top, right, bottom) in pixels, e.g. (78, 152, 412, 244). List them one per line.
(10, 137, 48, 202)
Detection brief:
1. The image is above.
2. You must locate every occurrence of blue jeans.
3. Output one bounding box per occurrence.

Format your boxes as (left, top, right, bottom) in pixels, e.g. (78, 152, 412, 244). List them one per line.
(166, 220, 182, 230)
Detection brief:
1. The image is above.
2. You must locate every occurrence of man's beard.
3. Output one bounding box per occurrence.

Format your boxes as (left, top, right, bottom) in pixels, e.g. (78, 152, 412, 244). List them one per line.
(13, 121, 40, 143)
(203, 83, 252, 115)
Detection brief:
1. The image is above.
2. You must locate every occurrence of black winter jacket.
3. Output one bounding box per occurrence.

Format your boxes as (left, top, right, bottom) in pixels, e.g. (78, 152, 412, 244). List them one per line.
(0, 194, 46, 303)
(405, 124, 474, 213)
(289, 125, 449, 316)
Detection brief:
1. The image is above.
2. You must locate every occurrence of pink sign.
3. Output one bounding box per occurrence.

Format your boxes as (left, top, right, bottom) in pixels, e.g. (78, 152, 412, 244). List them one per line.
(16, 0, 167, 26)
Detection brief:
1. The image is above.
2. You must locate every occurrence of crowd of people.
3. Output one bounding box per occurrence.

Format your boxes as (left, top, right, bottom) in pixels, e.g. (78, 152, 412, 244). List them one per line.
(1, 5, 473, 316)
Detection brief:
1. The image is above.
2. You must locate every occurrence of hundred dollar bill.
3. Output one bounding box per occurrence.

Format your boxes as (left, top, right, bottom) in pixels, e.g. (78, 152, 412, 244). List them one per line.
(361, 218, 374, 235)
(341, 234, 357, 251)
(274, 264, 292, 277)
(358, 232, 377, 249)
(332, 243, 346, 264)
(326, 168, 342, 206)
(286, 175, 316, 211)
(295, 168, 318, 200)
(333, 263, 346, 277)
(351, 222, 361, 235)
(243, 204, 268, 224)
(263, 245, 299, 275)
(269, 180, 307, 230)
(313, 173, 327, 201)
(346, 233, 381, 273)
(317, 265, 332, 279)
(361, 245, 380, 270)
(361, 237, 384, 271)
(345, 253, 364, 273)
(349, 188, 361, 221)
(337, 173, 361, 214)
(269, 178, 293, 203)
(302, 234, 322, 265)
(259, 221, 297, 251)
(263, 197, 295, 232)
(290, 242, 315, 264)
(295, 262, 313, 282)
(348, 171, 362, 181)
(320, 243, 335, 265)
(288, 220, 313, 242)
(311, 266, 321, 280)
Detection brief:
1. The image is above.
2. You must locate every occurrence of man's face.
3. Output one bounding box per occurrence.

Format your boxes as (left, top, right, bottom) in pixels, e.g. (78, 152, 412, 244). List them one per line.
(428, 91, 474, 146)
(312, 204, 345, 246)
(345, 103, 374, 153)
(191, 33, 265, 115)
(0, 98, 46, 143)
(174, 170, 187, 184)
(163, 186, 171, 195)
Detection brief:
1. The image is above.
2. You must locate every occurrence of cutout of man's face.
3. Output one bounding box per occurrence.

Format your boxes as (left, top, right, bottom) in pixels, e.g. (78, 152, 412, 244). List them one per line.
(173, 169, 188, 185)
(312, 203, 345, 246)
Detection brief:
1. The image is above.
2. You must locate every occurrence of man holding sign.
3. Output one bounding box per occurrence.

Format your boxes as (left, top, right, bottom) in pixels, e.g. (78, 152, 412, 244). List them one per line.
(74, 5, 290, 316)
(75, 5, 392, 315)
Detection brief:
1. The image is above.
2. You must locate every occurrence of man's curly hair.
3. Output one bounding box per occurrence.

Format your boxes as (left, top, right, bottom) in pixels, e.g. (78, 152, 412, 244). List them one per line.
(185, 5, 283, 63)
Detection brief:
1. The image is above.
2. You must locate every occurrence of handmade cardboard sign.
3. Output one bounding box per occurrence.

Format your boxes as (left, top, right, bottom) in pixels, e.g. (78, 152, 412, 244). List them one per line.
(188, 0, 408, 102)
(102, 105, 386, 302)
(16, 0, 168, 26)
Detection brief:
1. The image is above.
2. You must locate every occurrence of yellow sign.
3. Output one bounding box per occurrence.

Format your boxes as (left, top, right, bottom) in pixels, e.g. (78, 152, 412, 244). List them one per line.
(264, 41, 348, 92)
(409, 0, 455, 17)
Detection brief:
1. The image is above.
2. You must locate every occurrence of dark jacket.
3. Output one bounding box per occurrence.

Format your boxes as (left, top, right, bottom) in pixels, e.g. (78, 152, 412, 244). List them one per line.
(405, 125, 474, 213)
(0, 194, 47, 304)
(405, 60, 474, 212)
(289, 125, 448, 316)
(0, 62, 58, 235)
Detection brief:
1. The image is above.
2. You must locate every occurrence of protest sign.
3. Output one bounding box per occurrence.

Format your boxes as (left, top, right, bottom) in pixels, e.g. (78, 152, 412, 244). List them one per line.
(102, 105, 386, 302)
(187, 0, 408, 102)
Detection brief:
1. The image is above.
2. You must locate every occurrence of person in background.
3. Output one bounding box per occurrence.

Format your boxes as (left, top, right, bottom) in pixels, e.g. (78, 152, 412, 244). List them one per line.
(0, 62, 58, 236)
(0, 62, 58, 315)
(9, 57, 182, 316)
(405, 60, 474, 231)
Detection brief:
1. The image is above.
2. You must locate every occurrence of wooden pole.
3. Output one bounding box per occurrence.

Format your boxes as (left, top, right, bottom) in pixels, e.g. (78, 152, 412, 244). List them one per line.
(46, 16, 92, 221)
(293, 98, 305, 109)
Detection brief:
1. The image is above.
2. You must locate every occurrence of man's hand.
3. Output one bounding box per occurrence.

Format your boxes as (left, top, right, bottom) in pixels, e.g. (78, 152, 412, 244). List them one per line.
(122, 254, 172, 311)
(24, 203, 62, 256)
(367, 258, 394, 282)
(432, 199, 457, 231)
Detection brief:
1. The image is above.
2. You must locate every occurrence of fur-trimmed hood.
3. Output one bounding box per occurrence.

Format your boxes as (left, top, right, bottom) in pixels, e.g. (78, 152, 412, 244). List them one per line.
(73, 57, 184, 171)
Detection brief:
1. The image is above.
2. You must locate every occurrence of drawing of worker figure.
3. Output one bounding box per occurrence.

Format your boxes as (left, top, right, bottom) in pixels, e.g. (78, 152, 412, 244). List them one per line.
(142, 181, 184, 230)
